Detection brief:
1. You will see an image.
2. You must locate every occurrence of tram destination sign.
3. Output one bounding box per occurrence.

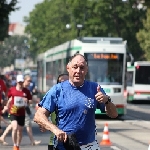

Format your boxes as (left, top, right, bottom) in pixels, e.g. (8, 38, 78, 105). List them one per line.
(86, 53, 119, 60)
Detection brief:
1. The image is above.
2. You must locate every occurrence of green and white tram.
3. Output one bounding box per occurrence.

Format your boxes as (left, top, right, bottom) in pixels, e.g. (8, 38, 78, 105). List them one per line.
(126, 61, 150, 102)
(37, 37, 127, 116)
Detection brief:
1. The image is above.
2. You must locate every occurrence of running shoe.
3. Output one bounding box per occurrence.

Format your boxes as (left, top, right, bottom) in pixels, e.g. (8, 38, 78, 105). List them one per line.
(13, 146, 19, 150)
(2, 141, 9, 145)
(31, 140, 41, 146)
(0, 137, 8, 145)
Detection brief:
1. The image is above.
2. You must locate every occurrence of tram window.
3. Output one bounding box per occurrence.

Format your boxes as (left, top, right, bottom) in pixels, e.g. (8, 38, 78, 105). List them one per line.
(135, 66, 150, 84)
(61, 59, 64, 72)
(37, 61, 43, 77)
(53, 61, 56, 76)
(126, 71, 133, 86)
(58, 59, 61, 74)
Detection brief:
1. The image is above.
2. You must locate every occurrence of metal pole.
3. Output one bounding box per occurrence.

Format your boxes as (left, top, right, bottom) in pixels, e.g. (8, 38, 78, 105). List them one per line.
(77, 29, 80, 38)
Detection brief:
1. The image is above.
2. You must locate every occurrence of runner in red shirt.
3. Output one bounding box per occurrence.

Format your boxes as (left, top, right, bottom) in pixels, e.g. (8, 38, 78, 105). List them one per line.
(0, 77, 7, 134)
(5, 75, 32, 150)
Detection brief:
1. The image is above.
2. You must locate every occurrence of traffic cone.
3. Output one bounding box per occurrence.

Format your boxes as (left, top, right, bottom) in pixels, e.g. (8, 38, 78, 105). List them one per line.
(100, 122, 112, 146)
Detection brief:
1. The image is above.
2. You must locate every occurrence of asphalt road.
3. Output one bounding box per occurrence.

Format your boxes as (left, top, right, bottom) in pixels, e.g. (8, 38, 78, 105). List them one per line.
(1, 102, 150, 150)
(0, 106, 114, 150)
(0, 120, 114, 150)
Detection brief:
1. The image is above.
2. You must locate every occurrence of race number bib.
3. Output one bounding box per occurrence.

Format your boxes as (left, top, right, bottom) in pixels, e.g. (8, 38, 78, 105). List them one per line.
(14, 96, 26, 107)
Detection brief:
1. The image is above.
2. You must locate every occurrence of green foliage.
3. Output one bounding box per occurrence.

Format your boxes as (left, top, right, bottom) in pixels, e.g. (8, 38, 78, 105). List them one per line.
(0, 35, 31, 67)
(25, 0, 148, 60)
(25, 0, 72, 54)
(143, 1, 150, 8)
(136, 8, 150, 60)
(0, 0, 18, 41)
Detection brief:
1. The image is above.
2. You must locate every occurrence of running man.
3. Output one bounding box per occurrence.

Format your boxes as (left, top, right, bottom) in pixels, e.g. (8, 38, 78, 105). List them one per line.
(3, 75, 32, 150)
(23, 75, 41, 145)
(34, 54, 118, 150)
(0, 75, 41, 146)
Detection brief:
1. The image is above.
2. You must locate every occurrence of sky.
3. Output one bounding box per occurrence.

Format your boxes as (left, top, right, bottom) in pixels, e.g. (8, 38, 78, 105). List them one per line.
(9, 0, 44, 25)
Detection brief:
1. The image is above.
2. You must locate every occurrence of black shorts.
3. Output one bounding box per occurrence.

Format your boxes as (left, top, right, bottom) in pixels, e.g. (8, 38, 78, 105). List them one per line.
(10, 114, 25, 126)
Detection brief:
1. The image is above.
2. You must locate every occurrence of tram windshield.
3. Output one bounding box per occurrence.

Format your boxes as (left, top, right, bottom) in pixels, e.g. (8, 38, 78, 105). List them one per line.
(85, 53, 124, 85)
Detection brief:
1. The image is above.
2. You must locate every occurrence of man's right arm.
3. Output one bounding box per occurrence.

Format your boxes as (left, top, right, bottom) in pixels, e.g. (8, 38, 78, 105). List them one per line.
(33, 107, 57, 132)
(33, 107, 67, 142)
(2, 97, 11, 114)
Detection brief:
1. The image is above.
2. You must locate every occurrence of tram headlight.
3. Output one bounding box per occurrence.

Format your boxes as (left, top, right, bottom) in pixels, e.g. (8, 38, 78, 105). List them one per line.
(113, 88, 121, 93)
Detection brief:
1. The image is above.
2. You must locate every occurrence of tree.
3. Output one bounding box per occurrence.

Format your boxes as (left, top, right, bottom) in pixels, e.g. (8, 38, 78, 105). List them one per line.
(25, 0, 71, 55)
(0, 35, 30, 67)
(25, 0, 147, 60)
(136, 8, 150, 60)
(0, 0, 18, 41)
(69, 0, 146, 60)
(143, 1, 150, 8)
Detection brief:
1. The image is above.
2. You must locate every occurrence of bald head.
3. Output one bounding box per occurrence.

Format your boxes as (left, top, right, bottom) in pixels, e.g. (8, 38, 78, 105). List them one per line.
(67, 54, 88, 87)
(68, 53, 88, 65)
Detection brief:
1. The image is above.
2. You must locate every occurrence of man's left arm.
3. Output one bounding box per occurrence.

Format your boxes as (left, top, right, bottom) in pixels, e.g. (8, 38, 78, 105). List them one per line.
(95, 86, 118, 118)
(103, 96, 118, 118)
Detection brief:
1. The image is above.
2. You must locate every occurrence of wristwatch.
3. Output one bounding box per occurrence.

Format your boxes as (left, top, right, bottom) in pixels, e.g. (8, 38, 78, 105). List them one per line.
(105, 96, 111, 104)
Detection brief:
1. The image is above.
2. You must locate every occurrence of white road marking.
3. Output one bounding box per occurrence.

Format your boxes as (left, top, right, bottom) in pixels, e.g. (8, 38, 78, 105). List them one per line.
(111, 146, 121, 150)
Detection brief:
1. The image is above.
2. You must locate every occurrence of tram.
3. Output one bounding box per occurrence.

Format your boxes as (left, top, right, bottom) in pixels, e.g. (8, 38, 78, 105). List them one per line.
(37, 37, 127, 116)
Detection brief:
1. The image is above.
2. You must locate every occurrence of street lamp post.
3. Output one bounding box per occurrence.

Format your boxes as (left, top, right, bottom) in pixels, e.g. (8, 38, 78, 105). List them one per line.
(76, 24, 83, 38)
(66, 23, 84, 39)
(66, 7, 86, 39)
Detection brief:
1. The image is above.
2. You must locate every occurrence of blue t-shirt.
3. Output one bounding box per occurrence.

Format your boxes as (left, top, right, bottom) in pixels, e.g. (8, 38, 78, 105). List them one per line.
(28, 82, 35, 92)
(39, 80, 106, 148)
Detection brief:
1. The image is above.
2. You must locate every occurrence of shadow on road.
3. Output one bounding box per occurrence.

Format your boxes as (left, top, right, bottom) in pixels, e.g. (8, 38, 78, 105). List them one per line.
(128, 100, 150, 104)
